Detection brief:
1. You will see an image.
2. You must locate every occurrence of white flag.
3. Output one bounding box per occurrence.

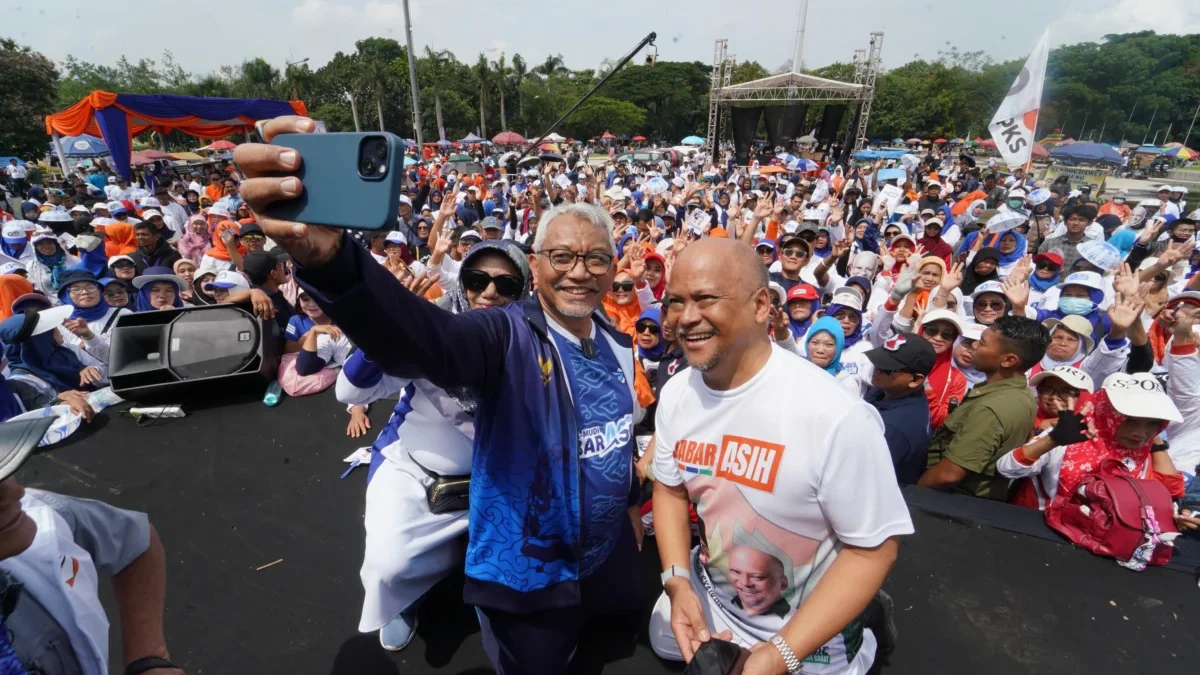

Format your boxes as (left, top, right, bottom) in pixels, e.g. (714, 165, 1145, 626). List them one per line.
(988, 29, 1050, 170)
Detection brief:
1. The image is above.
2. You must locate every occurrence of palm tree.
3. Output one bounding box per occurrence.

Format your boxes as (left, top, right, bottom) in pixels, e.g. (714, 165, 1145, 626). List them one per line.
(493, 53, 509, 132)
(361, 53, 394, 131)
(424, 47, 451, 141)
(533, 54, 567, 77)
(511, 54, 528, 120)
(473, 53, 490, 138)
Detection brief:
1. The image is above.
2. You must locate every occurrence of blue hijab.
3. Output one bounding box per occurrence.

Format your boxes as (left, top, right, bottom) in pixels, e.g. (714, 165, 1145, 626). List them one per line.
(635, 306, 668, 361)
(1108, 229, 1136, 259)
(811, 230, 832, 258)
(803, 316, 845, 376)
(823, 303, 864, 348)
(33, 239, 68, 292)
(957, 230, 1027, 267)
(0, 311, 91, 393)
(56, 272, 110, 322)
(787, 294, 821, 339)
(75, 245, 109, 278)
(852, 217, 880, 254)
(0, 236, 26, 260)
(134, 266, 185, 312)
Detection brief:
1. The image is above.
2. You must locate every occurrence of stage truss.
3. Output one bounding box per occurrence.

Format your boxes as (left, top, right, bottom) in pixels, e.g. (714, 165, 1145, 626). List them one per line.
(705, 32, 883, 162)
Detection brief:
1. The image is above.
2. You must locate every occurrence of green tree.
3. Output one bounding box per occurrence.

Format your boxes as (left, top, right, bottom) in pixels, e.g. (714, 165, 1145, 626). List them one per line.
(473, 54, 490, 137)
(563, 97, 646, 139)
(0, 39, 59, 159)
(494, 53, 510, 132)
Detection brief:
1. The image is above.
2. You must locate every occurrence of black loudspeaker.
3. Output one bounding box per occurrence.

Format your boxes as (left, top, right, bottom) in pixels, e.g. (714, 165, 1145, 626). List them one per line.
(109, 305, 281, 401)
(818, 105, 847, 144)
(763, 105, 808, 147)
(730, 106, 763, 166)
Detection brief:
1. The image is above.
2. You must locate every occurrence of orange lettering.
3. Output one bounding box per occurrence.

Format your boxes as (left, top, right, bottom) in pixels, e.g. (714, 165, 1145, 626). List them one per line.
(716, 435, 785, 492)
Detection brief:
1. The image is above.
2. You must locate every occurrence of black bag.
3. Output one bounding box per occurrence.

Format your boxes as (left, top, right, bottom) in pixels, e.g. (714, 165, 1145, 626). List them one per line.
(409, 455, 470, 515)
(682, 639, 750, 675)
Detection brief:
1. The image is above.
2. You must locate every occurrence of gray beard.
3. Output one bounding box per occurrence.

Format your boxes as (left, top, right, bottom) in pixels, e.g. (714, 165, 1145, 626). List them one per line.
(555, 300, 594, 318)
(684, 348, 723, 372)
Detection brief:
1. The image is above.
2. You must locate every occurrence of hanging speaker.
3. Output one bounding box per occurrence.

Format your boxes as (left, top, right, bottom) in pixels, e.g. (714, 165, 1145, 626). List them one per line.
(763, 105, 808, 147)
(818, 105, 847, 144)
(730, 106, 763, 166)
(108, 305, 281, 402)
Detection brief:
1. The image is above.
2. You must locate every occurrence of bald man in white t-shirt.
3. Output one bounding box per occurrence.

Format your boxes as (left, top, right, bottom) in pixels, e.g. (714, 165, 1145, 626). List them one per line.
(650, 239, 913, 675)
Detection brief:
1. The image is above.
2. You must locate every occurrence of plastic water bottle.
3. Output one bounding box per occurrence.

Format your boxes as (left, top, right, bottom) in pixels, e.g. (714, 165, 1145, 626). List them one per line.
(129, 405, 185, 419)
(263, 380, 283, 407)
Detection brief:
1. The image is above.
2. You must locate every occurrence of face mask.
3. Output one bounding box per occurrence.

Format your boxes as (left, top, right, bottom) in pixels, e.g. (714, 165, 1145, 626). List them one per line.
(1059, 297, 1094, 316)
(1007, 199, 1025, 210)
(1113, 199, 1124, 205)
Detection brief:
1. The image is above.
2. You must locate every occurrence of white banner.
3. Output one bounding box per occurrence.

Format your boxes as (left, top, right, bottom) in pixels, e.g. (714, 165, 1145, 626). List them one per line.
(988, 29, 1050, 170)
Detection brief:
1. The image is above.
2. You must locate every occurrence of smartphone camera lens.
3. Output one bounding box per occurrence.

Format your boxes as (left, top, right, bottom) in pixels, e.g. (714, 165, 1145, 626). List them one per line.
(359, 137, 388, 178)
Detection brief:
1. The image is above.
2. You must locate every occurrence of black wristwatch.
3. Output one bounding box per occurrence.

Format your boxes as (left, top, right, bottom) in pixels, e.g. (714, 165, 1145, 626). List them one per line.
(124, 656, 178, 675)
(1151, 440, 1170, 453)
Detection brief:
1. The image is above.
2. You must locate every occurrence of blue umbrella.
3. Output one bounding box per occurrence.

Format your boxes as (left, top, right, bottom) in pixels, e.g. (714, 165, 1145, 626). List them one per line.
(436, 139, 453, 147)
(0, 157, 26, 167)
(402, 138, 417, 148)
(892, 137, 905, 144)
(402, 155, 418, 166)
(58, 134, 109, 157)
(681, 135, 705, 146)
(1048, 141, 1123, 166)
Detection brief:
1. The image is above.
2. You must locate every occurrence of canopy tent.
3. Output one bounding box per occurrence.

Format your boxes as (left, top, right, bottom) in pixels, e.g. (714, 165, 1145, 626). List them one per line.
(458, 133, 486, 144)
(58, 134, 110, 157)
(543, 132, 566, 142)
(1048, 141, 1123, 166)
(600, 131, 615, 140)
(933, 138, 948, 144)
(198, 140, 237, 151)
(681, 135, 705, 146)
(45, 90, 306, 181)
(168, 152, 205, 161)
(631, 135, 647, 142)
(130, 149, 172, 165)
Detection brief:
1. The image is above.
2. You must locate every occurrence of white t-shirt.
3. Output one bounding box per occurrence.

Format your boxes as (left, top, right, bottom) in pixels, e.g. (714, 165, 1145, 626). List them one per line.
(5, 164, 27, 180)
(315, 333, 355, 368)
(653, 346, 912, 671)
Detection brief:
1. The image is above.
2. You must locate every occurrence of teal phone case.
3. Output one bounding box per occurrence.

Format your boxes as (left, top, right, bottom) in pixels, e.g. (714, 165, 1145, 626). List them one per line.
(265, 132, 404, 231)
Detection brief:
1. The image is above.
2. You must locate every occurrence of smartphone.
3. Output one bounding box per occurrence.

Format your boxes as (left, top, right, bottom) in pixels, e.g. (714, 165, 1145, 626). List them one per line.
(264, 132, 405, 230)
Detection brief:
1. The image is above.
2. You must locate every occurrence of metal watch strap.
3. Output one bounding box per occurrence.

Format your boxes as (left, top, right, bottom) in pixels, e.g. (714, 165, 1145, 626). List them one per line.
(124, 656, 178, 675)
(769, 633, 803, 674)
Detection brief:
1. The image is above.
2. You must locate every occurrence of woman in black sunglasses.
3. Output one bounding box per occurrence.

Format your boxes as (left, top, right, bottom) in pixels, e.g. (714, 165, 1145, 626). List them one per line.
(341, 238, 531, 651)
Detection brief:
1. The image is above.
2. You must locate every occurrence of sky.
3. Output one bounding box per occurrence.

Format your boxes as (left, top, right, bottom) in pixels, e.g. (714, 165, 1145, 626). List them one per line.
(7, 0, 1200, 79)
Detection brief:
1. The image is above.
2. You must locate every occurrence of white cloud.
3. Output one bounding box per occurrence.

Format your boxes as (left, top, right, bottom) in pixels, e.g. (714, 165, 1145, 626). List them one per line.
(1048, 0, 1200, 47)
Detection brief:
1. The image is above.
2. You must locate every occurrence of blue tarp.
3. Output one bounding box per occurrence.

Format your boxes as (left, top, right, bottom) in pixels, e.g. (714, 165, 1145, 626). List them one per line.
(0, 158, 26, 167)
(1048, 141, 1123, 166)
(854, 148, 910, 161)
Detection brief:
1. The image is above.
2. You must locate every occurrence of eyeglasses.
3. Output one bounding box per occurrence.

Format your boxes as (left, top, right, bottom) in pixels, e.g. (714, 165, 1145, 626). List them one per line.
(111, 262, 134, 269)
(539, 249, 614, 275)
(635, 321, 660, 335)
(780, 248, 808, 258)
(975, 299, 1006, 311)
(241, 234, 265, 242)
(923, 326, 959, 341)
(612, 281, 635, 292)
(67, 285, 97, 296)
(461, 268, 524, 298)
(1035, 262, 1060, 272)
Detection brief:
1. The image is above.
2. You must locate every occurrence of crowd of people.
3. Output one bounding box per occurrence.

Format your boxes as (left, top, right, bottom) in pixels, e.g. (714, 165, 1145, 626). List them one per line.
(0, 112, 1198, 674)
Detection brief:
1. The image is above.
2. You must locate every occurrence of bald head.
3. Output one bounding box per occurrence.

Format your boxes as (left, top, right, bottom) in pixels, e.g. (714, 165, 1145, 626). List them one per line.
(665, 239, 773, 384)
(674, 238, 769, 296)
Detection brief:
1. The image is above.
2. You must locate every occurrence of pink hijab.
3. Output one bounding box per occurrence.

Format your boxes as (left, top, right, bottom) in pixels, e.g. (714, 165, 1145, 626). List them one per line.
(178, 214, 212, 264)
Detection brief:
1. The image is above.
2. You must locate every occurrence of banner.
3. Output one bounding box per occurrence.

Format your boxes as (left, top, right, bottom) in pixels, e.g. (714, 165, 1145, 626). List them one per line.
(1042, 164, 1108, 194)
(988, 29, 1050, 170)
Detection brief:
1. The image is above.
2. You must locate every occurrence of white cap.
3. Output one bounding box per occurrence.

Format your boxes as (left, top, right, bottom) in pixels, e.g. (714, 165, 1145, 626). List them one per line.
(107, 176, 118, 184)
(139, 196, 162, 208)
(1138, 198, 1162, 208)
(960, 322, 985, 340)
(208, 203, 231, 218)
(37, 210, 72, 223)
(829, 286, 864, 312)
(767, 281, 786, 304)
(1174, 186, 1189, 194)
(1157, 184, 1173, 192)
(1057, 270, 1104, 292)
(1029, 365, 1095, 393)
(141, 209, 163, 220)
(889, 234, 918, 249)
(970, 279, 1007, 300)
(1008, 187, 1027, 198)
(656, 237, 675, 256)
(90, 202, 110, 213)
(920, 308, 966, 334)
(2, 223, 25, 239)
(30, 229, 57, 245)
(69, 204, 89, 214)
(398, 196, 412, 207)
(108, 255, 135, 267)
(0, 262, 26, 276)
(1101, 372, 1182, 423)
(384, 231, 407, 245)
(31, 305, 73, 336)
(209, 270, 250, 291)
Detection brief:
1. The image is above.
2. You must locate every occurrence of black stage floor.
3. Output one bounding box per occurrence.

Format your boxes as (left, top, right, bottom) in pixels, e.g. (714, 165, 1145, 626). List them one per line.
(15, 390, 1200, 674)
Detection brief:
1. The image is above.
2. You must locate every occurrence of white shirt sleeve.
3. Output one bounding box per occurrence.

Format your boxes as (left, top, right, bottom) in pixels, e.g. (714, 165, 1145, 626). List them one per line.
(652, 381, 685, 487)
(816, 406, 914, 547)
(437, 254, 462, 292)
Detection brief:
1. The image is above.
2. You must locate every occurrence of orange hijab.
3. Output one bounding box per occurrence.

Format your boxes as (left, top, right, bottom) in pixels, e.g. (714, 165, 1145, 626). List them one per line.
(0, 275, 34, 320)
(104, 222, 138, 258)
(602, 276, 645, 337)
(207, 220, 245, 261)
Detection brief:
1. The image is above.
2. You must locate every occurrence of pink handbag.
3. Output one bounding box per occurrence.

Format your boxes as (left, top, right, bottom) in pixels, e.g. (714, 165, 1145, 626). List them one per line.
(276, 352, 339, 397)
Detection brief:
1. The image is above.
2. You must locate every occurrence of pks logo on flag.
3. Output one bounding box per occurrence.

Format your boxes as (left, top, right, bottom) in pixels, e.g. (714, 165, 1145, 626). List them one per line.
(884, 335, 908, 351)
(988, 29, 1050, 171)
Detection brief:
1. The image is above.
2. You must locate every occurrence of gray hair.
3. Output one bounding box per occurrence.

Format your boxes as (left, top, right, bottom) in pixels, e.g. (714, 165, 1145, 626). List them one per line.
(532, 203, 617, 255)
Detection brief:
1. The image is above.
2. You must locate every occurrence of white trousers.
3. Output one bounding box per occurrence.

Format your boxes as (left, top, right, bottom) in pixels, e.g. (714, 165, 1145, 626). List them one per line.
(358, 454, 469, 632)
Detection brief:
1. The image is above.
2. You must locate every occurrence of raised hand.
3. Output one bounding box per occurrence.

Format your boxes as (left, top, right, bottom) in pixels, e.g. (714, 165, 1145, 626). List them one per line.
(1002, 275, 1030, 309)
(1137, 217, 1165, 245)
(752, 196, 773, 222)
(941, 261, 965, 292)
(1106, 291, 1145, 335)
(1011, 254, 1034, 283)
(62, 318, 95, 340)
(629, 243, 647, 284)
(889, 263, 918, 301)
(1112, 262, 1139, 299)
(1159, 239, 1196, 267)
(401, 269, 439, 297)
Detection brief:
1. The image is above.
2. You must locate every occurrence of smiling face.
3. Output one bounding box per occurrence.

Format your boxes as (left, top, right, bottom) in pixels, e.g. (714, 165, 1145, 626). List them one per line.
(34, 240, 57, 257)
(644, 259, 664, 289)
(972, 291, 1006, 325)
(65, 281, 100, 309)
(175, 262, 196, 284)
(103, 283, 128, 308)
(922, 320, 959, 355)
(534, 214, 616, 320)
(806, 331, 837, 368)
(998, 232, 1018, 254)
